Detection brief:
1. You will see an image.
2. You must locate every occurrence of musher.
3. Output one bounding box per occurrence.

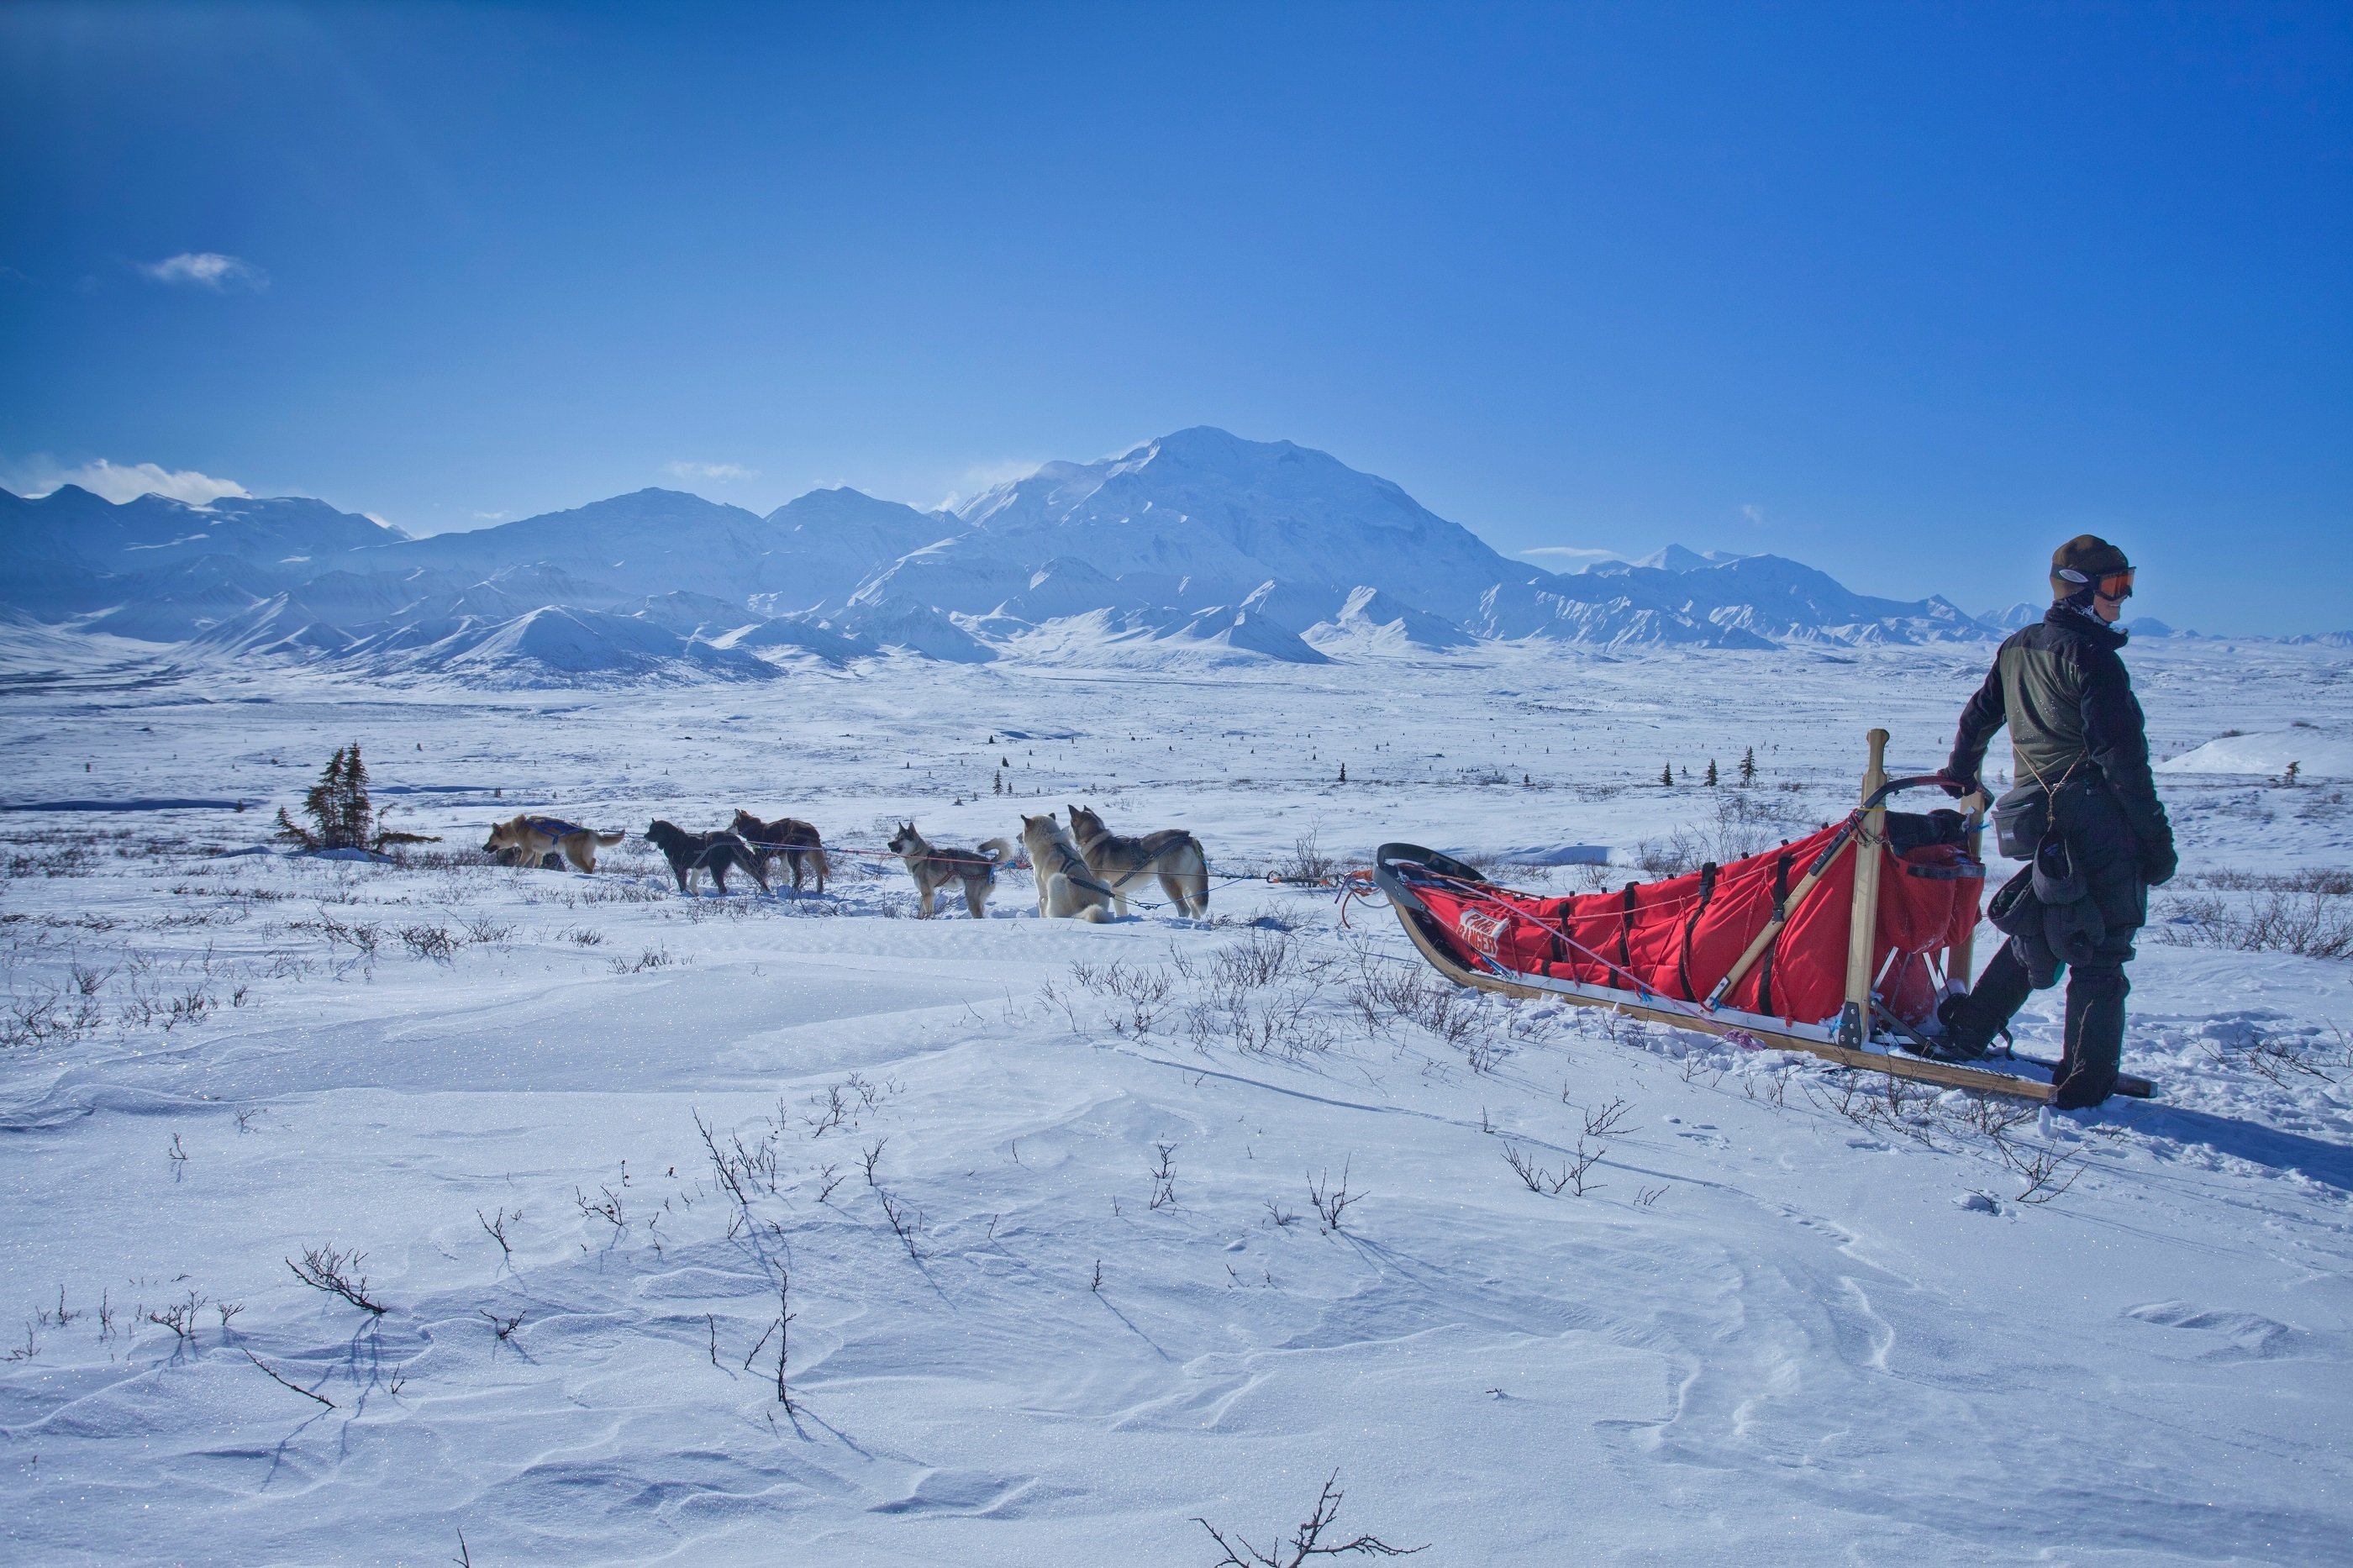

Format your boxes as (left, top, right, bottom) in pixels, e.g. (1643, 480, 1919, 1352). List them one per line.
(1934, 535, 2177, 1108)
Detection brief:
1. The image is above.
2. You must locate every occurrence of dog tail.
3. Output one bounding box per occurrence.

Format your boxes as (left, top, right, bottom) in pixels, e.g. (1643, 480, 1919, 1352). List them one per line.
(810, 847, 830, 879)
(1077, 904, 1113, 923)
(595, 830, 626, 846)
(978, 838, 1014, 867)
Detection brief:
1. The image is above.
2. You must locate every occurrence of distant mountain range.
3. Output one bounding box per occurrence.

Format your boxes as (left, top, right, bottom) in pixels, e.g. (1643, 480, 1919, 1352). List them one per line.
(0, 427, 2159, 684)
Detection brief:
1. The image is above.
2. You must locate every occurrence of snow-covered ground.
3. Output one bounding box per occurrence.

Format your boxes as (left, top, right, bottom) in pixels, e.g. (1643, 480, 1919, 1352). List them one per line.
(3, 637, 2350, 1565)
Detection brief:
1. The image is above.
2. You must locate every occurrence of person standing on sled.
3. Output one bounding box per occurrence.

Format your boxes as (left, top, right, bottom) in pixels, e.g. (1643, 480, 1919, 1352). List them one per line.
(1934, 535, 2177, 1108)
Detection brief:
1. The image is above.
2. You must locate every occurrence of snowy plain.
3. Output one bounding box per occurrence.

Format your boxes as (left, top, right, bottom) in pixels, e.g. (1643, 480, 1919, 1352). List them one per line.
(2, 633, 2350, 1565)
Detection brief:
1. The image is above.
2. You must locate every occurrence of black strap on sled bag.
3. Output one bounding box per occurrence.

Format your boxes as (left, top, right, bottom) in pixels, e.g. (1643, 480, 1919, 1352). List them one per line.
(1616, 883, 1640, 971)
(1676, 862, 1719, 1001)
(1755, 850, 1794, 1016)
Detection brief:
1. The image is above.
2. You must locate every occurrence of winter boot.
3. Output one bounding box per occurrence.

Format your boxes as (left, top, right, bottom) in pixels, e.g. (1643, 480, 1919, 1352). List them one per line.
(1938, 943, 2036, 1061)
(2050, 966, 2129, 1109)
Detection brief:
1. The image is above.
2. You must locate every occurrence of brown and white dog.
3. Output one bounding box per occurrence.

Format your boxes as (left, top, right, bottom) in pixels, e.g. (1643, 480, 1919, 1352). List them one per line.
(730, 810, 830, 894)
(482, 814, 625, 873)
(1019, 813, 1115, 923)
(1066, 804, 1209, 917)
(886, 822, 1013, 918)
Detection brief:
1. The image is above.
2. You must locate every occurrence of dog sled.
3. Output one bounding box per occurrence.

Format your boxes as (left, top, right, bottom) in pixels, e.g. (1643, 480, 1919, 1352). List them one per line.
(1371, 730, 2155, 1103)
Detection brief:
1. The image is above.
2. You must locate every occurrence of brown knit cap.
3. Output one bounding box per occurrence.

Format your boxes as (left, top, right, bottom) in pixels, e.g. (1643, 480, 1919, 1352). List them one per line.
(2050, 534, 2132, 599)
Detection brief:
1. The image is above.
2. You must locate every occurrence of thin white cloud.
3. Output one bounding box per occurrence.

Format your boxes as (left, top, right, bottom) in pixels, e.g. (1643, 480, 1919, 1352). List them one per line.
(471, 510, 509, 522)
(665, 460, 755, 483)
(1519, 545, 1620, 561)
(934, 456, 1046, 512)
(1740, 503, 1767, 524)
(139, 252, 268, 291)
(7, 457, 250, 506)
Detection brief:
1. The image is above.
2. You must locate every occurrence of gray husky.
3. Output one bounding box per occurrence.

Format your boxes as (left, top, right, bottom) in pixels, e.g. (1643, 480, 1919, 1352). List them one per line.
(887, 823, 1013, 918)
(1066, 804, 1209, 918)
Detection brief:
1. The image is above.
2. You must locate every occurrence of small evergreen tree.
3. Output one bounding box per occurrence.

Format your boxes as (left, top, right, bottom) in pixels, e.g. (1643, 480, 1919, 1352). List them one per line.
(1660, 761, 1675, 787)
(275, 742, 438, 852)
(1704, 758, 1719, 787)
(1739, 746, 1758, 787)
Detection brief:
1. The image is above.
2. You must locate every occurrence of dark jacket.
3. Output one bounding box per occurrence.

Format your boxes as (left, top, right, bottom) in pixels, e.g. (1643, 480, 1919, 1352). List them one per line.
(1948, 606, 2176, 878)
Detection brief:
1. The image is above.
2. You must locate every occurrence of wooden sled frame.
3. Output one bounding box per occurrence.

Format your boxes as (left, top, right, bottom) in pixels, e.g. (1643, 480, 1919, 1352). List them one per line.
(1372, 731, 2156, 1104)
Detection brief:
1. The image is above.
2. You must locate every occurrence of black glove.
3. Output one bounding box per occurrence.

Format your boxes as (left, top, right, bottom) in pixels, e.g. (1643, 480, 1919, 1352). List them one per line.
(2140, 839, 2178, 887)
(1935, 772, 1978, 801)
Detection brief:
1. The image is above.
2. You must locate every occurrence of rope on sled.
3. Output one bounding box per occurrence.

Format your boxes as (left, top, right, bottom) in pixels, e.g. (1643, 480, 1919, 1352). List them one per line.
(1422, 867, 1782, 1050)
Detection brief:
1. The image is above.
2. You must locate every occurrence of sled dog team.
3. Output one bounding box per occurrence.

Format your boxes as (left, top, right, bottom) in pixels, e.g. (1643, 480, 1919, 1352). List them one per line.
(482, 802, 1208, 921)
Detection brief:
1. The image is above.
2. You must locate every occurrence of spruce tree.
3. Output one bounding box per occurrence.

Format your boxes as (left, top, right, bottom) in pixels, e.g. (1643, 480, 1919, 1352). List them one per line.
(1739, 746, 1758, 786)
(275, 741, 437, 852)
(1660, 761, 1675, 787)
(1705, 758, 1719, 787)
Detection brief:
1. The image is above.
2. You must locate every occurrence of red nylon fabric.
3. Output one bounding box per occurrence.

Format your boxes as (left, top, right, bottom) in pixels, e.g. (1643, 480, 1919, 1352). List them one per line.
(1408, 823, 1979, 1029)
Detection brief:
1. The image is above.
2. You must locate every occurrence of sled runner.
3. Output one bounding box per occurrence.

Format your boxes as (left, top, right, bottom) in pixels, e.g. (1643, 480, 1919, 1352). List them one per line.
(1372, 730, 2156, 1103)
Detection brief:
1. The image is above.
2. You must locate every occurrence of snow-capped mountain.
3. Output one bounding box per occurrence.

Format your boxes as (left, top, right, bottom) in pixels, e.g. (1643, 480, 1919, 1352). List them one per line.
(938, 425, 1527, 624)
(0, 429, 2002, 680)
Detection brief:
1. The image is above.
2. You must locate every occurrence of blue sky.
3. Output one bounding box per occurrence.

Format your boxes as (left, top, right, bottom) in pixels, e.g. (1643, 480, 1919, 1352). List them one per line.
(2, 2, 2345, 631)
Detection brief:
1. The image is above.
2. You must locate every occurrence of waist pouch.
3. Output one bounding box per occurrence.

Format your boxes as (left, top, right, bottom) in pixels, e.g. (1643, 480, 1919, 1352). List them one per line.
(1991, 786, 2049, 860)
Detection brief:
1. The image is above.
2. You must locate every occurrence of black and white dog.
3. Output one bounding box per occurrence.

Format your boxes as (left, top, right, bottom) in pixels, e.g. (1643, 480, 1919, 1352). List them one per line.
(644, 820, 771, 896)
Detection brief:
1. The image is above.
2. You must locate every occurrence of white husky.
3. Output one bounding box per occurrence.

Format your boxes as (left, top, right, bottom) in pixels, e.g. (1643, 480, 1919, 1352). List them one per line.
(1019, 813, 1115, 923)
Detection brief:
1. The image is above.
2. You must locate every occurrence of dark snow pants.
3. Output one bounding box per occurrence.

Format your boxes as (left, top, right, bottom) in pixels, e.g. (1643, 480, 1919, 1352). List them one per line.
(1945, 784, 2147, 1108)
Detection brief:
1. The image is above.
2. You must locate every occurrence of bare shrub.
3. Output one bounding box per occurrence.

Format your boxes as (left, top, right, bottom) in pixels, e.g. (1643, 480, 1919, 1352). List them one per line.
(2002, 1141, 2083, 1205)
(1582, 1097, 1635, 1139)
(876, 1187, 924, 1259)
(1808, 1070, 1945, 1150)
(1278, 827, 1338, 883)
(1216, 928, 1320, 989)
(2202, 1022, 2348, 1087)
(242, 1348, 334, 1408)
(1196, 1471, 1425, 1565)
(1308, 1160, 1361, 1232)
(1632, 833, 1707, 878)
(2159, 890, 2353, 960)
(1502, 1142, 1571, 1195)
(146, 1291, 206, 1342)
(2189, 867, 2353, 895)
(287, 1244, 387, 1314)
(1219, 989, 1339, 1060)
(1070, 958, 1176, 1034)
(399, 923, 460, 962)
(3, 986, 104, 1049)
(476, 1207, 515, 1260)
(1708, 791, 1806, 861)
(1148, 1142, 1177, 1209)
(292, 911, 382, 960)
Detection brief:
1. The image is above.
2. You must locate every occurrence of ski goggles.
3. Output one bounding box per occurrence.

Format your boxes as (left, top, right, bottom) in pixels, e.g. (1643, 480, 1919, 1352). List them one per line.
(2058, 566, 2135, 600)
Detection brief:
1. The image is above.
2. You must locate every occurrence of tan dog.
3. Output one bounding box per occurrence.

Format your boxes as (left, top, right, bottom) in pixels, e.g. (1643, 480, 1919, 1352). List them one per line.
(1019, 813, 1115, 923)
(730, 810, 830, 893)
(887, 823, 1013, 918)
(482, 814, 625, 873)
(1066, 804, 1209, 917)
